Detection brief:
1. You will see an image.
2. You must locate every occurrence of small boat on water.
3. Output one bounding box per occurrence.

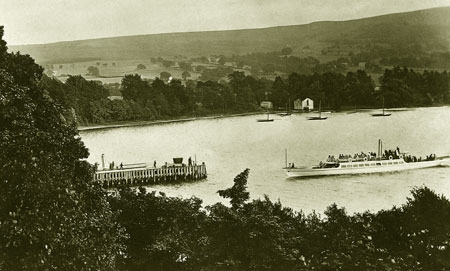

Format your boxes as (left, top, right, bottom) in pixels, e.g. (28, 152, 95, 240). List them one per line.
(257, 112, 274, 122)
(372, 96, 391, 117)
(285, 140, 450, 178)
(307, 100, 327, 120)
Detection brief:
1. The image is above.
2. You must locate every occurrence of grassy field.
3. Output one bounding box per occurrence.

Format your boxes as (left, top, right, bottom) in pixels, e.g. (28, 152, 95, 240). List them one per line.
(52, 59, 203, 83)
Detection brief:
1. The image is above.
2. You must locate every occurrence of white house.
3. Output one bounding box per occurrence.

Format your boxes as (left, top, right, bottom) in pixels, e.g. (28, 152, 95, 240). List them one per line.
(301, 98, 314, 111)
(260, 101, 273, 109)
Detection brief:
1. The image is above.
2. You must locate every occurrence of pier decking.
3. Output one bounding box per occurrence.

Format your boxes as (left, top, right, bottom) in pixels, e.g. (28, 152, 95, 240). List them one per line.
(94, 163, 207, 188)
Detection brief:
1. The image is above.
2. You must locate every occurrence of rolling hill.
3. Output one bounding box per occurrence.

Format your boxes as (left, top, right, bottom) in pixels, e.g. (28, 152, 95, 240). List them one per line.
(8, 7, 450, 64)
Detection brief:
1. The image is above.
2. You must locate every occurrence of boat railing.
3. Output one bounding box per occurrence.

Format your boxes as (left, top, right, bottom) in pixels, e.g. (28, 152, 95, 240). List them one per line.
(335, 156, 405, 163)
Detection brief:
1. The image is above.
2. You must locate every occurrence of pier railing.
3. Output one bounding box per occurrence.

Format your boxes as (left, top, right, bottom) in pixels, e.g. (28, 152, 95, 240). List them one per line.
(94, 164, 207, 188)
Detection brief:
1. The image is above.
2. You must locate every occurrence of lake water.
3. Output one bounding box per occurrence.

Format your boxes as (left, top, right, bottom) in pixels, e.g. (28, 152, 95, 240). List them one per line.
(80, 107, 450, 214)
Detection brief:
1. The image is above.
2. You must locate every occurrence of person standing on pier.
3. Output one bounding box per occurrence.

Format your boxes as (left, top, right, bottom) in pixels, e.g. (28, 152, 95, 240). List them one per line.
(188, 157, 192, 167)
(154, 160, 157, 168)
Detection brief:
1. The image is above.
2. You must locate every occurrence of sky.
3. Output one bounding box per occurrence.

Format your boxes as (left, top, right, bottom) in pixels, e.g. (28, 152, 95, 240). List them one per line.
(1, 0, 450, 45)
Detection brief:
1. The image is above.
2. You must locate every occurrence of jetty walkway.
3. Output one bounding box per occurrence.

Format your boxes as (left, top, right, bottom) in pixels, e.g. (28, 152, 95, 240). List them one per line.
(94, 162, 207, 188)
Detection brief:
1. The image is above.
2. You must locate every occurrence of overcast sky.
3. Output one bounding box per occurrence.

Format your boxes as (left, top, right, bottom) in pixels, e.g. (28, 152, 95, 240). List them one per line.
(1, 0, 450, 45)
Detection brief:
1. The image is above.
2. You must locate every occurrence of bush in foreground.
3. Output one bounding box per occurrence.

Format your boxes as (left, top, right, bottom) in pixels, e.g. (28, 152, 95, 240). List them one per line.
(111, 169, 450, 271)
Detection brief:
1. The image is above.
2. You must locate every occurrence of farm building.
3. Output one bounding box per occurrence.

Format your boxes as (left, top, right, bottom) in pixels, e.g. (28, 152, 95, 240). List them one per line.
(302, 98, 314, 111)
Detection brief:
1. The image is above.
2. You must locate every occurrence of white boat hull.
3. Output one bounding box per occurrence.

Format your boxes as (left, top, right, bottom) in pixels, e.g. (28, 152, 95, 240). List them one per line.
(286, 157, 450, 178)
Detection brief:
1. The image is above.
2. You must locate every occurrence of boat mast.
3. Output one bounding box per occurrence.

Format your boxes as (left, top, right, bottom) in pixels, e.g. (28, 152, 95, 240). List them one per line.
(285, 149, 288, 168)
(319, 100, 322, 118)
(382, 96, 385, 115)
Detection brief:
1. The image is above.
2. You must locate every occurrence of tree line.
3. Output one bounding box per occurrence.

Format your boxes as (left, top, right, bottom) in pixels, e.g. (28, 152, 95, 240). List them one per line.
(40, 66, 449, 126)
(2, 26, 450, 270)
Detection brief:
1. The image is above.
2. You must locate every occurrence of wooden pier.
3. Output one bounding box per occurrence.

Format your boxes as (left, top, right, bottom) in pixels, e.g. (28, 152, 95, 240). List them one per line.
(94, 163, 207, 188)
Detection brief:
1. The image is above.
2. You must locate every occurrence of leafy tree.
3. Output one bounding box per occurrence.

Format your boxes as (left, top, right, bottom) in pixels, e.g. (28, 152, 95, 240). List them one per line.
(270, 76, 288, 108)
(121, 74, 152, 101)
(0, 26, 125, 270)
(218, 169, 250, 209)
(87, 65, 100, 76)
(136, 64, 146, 70)
(109, 187, 207, 271)
(182, 70, 191, 81)
(344, 70, 375, 106)
(39, 75, 69, 107)
(160, 71, 172, 81)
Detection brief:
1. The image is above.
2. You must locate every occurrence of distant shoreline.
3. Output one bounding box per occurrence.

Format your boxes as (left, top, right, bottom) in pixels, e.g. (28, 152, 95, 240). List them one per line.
(78, 104, 450, 132)
(78, 112, 262, 131)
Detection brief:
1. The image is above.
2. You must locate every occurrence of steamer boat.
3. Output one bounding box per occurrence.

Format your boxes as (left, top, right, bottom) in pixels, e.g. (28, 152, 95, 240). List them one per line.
(285, 140, 450, 178)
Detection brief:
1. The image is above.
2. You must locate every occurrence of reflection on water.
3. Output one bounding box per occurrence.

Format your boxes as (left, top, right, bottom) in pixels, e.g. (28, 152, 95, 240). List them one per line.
(80, 107, 450, 214)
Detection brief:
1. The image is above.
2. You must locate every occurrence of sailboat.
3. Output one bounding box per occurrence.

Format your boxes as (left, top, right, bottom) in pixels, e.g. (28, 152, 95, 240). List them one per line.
(371, 96, 391, 117)
(257, 111, 274, 122)
(307, 100, 327, 120)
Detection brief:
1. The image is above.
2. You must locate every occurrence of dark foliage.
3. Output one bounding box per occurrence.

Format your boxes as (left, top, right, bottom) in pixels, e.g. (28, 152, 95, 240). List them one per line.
(0, 26, 125, 270)
(40, 64, 450, 126)
(217, 169, 250, 209)
(379, 66, 450, 107)
(87, 66, 100, 76)
(110, 168, 450, 271)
